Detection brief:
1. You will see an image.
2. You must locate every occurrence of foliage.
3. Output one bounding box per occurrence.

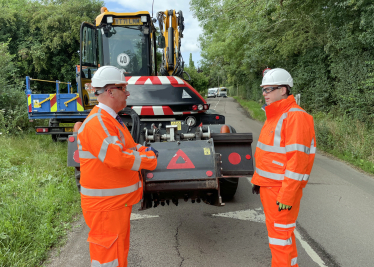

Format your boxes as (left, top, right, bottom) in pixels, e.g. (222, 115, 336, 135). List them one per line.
(0, 40, 33, 135)
(190, 0, 374, 125)
(0, 0, 103, 94)
(313, 112, 374, 174)
(184, 54, 209, 94)
(0, 134, 81, 266)
(233, 96, 266, 122)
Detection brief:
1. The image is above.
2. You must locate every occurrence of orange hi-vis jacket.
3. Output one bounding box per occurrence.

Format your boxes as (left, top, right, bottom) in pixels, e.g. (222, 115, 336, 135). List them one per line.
(251, 95, 316, 206)
(77, 106, 157, 211)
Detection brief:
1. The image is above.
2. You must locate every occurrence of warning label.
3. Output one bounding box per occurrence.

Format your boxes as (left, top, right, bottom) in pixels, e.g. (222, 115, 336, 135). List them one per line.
(171, 121, 182, 130)
(167, 149, 195, 169)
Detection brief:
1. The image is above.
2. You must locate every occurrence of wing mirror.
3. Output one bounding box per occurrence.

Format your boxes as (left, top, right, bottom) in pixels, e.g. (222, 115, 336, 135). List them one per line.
(157, 35, 166, 49)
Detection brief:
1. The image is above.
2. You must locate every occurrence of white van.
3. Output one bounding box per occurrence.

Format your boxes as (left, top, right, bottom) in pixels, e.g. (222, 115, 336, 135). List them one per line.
(208, 88, 217, 98)
(218, 87, 227, 97)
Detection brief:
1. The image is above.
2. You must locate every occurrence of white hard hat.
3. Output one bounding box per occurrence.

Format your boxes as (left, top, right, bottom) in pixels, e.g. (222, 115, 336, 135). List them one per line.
(260, 68, 293, 87)
(91, 65, 128, 88)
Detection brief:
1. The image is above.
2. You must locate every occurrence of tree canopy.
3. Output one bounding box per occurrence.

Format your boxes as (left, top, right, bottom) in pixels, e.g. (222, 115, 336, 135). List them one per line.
(190, 0, 374, 123)
(0, 0, 103, 92)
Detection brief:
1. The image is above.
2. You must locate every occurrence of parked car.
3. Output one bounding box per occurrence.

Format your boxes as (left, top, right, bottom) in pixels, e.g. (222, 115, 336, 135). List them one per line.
(208, 88, 218, 98)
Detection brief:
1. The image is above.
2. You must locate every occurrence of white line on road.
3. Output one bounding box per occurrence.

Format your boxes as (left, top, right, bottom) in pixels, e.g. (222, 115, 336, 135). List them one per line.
(294, 229, 328, 267)
(246, 177, 327, 267)
(214, 97, 221, 110)
(130, 213, 159, 220)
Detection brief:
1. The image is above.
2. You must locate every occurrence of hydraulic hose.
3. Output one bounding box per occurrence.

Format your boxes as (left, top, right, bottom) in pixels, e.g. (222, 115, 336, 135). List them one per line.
(123, 107, 140, 143)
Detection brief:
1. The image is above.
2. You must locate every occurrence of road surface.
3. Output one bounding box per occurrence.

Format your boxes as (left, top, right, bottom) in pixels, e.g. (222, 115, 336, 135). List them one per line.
(44, 97, 374, 267)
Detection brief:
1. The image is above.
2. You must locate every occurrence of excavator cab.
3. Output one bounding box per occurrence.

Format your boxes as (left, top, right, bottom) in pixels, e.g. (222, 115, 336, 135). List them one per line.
(78, 10, 157, 109)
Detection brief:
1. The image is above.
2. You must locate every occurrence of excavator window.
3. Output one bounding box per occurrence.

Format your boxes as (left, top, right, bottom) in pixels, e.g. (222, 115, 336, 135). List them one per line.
(100, 26, 150, 76)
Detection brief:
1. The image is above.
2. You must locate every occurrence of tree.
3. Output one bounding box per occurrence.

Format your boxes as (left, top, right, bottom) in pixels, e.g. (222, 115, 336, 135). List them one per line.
(190, 0, 374, 123)
(0, 0, 103, 93)
(188, 53, 195, 68)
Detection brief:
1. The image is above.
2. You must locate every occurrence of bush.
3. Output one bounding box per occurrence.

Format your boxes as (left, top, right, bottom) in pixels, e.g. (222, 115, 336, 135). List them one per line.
(314, 112, 374, 173)
(0, 41, 34, 135)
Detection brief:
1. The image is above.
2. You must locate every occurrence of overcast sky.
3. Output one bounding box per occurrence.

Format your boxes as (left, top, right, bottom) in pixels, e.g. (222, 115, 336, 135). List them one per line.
(104, 0, 203, 67)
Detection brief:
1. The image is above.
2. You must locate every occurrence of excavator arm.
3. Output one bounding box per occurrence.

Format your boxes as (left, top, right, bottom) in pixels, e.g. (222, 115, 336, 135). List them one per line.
(156, 10, 185, 78)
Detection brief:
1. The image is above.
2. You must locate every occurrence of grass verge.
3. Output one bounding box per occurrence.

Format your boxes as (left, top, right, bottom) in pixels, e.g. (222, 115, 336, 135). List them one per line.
(233, 96, 266, 122)
(232, 97, 374, 175)
(0, 134, 81, 266)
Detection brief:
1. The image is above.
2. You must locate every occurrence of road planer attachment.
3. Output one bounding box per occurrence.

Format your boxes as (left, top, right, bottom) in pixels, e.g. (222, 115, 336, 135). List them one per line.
(139, 125, 254, 210)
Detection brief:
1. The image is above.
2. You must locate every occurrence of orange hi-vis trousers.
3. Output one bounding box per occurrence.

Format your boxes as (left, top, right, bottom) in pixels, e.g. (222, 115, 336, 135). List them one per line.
(260, 186, 303, 267)
(83, 206, 132, 267)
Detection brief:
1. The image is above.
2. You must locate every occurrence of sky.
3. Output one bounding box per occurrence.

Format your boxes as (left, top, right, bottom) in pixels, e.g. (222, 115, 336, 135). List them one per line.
(104, 0, 203, 67)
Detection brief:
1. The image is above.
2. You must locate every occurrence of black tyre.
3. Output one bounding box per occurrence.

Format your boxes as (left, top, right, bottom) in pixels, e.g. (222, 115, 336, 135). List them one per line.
(74, 168, 81, 192)
(219, 178, 239, 200)
(219, 124, 238, 200)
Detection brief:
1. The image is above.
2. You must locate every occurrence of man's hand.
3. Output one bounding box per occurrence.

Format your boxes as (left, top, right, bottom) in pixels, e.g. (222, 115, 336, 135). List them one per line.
(276, 201, 292, 211)
(252, 184, 260, 194)
(145, 146, 159, 158)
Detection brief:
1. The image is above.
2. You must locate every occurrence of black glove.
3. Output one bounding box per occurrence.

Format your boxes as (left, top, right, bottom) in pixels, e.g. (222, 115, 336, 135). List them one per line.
(145, 146, 159, 157)
(252, 184, 260, 194)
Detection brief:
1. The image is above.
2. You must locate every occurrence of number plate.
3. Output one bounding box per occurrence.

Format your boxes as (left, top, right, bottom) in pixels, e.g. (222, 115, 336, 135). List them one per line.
(60, 123, 75, 127)
(113, 18, 143, 26)
(65, 128, 74, 132)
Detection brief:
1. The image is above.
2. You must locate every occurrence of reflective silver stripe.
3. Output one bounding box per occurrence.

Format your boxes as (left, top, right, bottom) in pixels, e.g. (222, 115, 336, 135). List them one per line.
(140, 154, 156, 159)
(289, 108, 306, 113)
(268, 236, 292, 246)
(116, 126, 126, 145)
(291, 257, 297, 266)
(98, 136, 120, 162)
(136, 144, 142, 150)
(273, 108, 306, 147)
(131, 151, 141, 171)
(97, 109, 110, 137)
(285, 170, 305, 181)
(303, 174, 310, 181)
(91, 259, 119, 267)
(274, 222, 296, 229)
(310, 138, 316, 154)
(81, 181, 142, 197)
(78, 110, 102, 134)
(272, 160, 284, 167)
(77, 138, 82, 150)
(286, 143, 310, 154)
(113, 143, 123, 150)
(257, 141, 286, 154)
(79, 150, 96, 159)
(123, 150, 134, 156)
(274, 113, 288, 146)
(256, 168, 284, 180)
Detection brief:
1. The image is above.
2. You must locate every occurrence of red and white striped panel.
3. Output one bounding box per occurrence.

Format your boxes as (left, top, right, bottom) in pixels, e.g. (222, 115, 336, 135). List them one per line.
(126, 76, 185, 85)
(131, 106, 205, 116)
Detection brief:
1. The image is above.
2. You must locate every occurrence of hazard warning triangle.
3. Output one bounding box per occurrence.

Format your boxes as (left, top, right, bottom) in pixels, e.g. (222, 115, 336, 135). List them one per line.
(167, 149, 195, 169)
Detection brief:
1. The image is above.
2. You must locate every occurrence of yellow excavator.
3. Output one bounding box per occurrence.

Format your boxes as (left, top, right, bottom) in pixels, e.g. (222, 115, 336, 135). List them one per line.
(64, 7, 254, 210)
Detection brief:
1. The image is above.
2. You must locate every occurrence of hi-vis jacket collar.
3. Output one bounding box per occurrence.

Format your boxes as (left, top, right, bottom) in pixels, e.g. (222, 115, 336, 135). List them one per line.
(265, 95, 296, 119)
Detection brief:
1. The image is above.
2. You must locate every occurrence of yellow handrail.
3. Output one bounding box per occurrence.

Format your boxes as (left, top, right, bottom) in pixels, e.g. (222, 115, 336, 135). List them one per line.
(64, 95, 79, 107)
(30, 78, 71, 85)
(34, 94, 56, 108)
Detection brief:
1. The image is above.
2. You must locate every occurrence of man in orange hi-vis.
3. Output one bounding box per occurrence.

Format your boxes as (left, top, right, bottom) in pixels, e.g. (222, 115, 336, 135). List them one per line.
(77, 66, 158, 267)
(251, 68, 316, 267)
